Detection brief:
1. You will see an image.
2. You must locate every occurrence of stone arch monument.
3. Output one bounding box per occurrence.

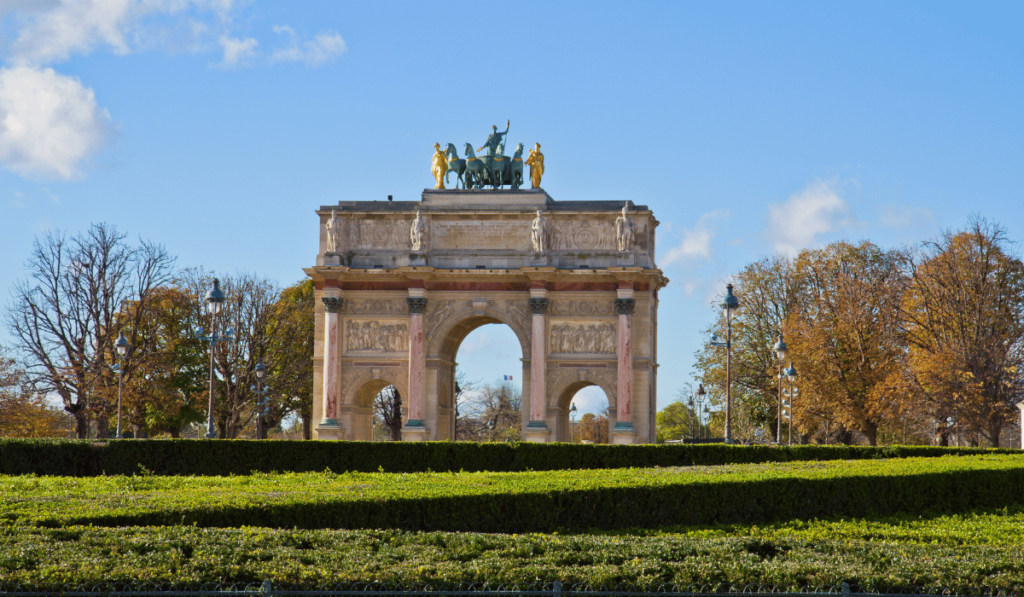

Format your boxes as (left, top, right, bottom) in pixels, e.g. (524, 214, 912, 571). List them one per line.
(306, 188, 668, 443)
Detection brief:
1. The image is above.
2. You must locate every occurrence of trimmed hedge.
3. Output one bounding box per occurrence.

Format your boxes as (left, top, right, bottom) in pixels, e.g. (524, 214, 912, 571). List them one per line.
(2, 506, 1024, 590)
(4, 455, 1024, 532)
(0, 438, 1015, 476)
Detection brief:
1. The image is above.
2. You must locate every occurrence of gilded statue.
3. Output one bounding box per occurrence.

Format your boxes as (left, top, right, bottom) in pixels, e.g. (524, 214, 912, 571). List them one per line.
(325, 210, 341, 253)
(531, 209, 547, 253)
(410, 209, 427, 252)
(431, 143, 448, 190)
(526, 143, 544, 189)
(615, 203, 636, 252)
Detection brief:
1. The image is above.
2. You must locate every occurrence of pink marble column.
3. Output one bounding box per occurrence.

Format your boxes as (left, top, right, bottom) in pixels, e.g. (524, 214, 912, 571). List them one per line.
(529, 297, 549, 423)
(615, 298, 635, 428)
(406, 297, 427, 426)
(321, 297, 342, 424)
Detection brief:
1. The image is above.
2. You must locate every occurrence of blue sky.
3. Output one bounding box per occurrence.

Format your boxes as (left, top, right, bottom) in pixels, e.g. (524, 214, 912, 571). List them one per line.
(0, 1, 1021, 416)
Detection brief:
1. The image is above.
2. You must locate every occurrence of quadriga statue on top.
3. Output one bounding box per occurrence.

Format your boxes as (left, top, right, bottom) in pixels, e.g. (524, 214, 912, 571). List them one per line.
(433, 121, 543, 190)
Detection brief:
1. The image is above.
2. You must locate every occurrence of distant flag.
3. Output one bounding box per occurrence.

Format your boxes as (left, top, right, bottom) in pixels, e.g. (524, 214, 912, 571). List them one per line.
(503, 375, 513, 381)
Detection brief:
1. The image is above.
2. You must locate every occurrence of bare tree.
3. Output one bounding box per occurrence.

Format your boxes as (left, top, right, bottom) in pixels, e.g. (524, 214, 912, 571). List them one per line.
(463, 380, 522, 441)
(6, 223, 174, 438)
(374, 386, 402, 441)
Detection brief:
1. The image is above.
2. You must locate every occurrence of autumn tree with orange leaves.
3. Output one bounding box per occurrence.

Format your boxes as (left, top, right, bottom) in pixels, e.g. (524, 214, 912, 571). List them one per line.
(785, 241, 909, 446)
(901, 218, 1024, 447)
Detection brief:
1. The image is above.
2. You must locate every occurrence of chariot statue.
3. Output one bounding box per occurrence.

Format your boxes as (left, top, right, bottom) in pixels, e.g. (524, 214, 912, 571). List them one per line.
(438, 121, 533, 190)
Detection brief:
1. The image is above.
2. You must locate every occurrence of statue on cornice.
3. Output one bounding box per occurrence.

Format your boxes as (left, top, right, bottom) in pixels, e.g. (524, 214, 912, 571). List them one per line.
(410, 209, 427, 252)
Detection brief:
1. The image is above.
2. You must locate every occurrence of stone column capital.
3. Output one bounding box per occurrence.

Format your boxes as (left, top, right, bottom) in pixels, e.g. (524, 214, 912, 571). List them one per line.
(529, 297, 549, 315)
(615, 298, 635, 315)
(407, 297, 428, 314)
(322, 297, 343, 313)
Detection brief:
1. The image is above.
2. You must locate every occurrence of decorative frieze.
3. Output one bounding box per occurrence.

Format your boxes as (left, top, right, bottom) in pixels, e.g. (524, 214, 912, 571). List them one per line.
(342, 299, 407, 316)
(548, 299, 615, 317)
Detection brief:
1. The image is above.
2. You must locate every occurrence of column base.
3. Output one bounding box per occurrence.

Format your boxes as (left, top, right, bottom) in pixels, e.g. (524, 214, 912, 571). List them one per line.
(402, 420, 429, 442)
(611, 422, 637, 445)
(524, 421, 549, 443)
(315, 420, 344, 441)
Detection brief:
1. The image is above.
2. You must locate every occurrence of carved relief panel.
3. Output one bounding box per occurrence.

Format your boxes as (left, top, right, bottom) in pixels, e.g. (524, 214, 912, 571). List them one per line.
(549, 321, 617, 354)
(547, 220, 617, 251)
(344, 319, 409, 352)
(349, 219, 413, 250)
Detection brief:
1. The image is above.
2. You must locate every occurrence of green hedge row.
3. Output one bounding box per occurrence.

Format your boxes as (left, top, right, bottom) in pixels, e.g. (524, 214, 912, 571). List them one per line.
(2, 515, 1023, 591)
(6, 456, 1024, 532)
(0, 438, 1015, 476)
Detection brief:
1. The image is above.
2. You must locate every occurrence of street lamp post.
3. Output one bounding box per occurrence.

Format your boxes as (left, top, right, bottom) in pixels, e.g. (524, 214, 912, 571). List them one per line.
(198, 279, 234, 440)
(709, 284, 740, 443)
(702, 405, 710, 439)
(487, 417, 496, 442)
(695, 384, 706, 440)
(784, 363, 798, 445)
(773, 334, 788, 445)
(114, 332, 130, 439)
(253, 361, 268, 439)
(569, 403, 578, 443)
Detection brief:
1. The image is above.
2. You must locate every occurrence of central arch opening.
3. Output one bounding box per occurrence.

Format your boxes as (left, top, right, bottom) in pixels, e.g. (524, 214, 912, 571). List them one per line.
(440, 317, 526, 442)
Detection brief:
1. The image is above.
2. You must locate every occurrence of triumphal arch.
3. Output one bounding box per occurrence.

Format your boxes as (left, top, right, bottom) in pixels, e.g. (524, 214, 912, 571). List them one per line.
(305, 128, 667, 443)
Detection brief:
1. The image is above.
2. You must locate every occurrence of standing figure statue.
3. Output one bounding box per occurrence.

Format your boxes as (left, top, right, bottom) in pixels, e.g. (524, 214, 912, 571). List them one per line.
(410, 209, 427, 252)
(478, 120, 510, 157)
(326, 210, 341, 253)
(526, 143, 544, 189)
(615, 203, 636, 253)
(531, 209, 547, 253)
(431, 143, 448, 190)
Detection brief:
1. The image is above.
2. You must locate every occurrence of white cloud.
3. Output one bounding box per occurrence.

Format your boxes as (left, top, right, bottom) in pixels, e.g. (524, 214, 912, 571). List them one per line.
(0, 66, 113, 179)
(878, 204, 934, 228)
(216, 35, 257, 68)
(660, 210, 727, 267)
(765, 181, 856, 254)
(270, 25, 346, 67)
(2, 1, 240, 66)
(4, 0, 134, 65)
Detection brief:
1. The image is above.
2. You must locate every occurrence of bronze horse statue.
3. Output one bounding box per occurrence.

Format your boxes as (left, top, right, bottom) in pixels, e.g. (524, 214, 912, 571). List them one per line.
(463, 143, 488, 189)
(444, 143, 466, 189)
(445, 141, 525, 190)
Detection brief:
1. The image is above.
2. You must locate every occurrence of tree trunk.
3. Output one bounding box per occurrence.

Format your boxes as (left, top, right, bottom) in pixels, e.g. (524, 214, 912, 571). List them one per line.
(302, 414, 311, 440)
(74, 413, 89, 439)
(96, 416, 110, 439)
(862, 421, 878, 446)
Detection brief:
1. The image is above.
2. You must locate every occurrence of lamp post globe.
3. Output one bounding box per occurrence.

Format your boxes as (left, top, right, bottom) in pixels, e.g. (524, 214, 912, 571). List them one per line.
(114, 332, 130, 439)
(773, 334, 788, 361)
(205, 278, 225, 314)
